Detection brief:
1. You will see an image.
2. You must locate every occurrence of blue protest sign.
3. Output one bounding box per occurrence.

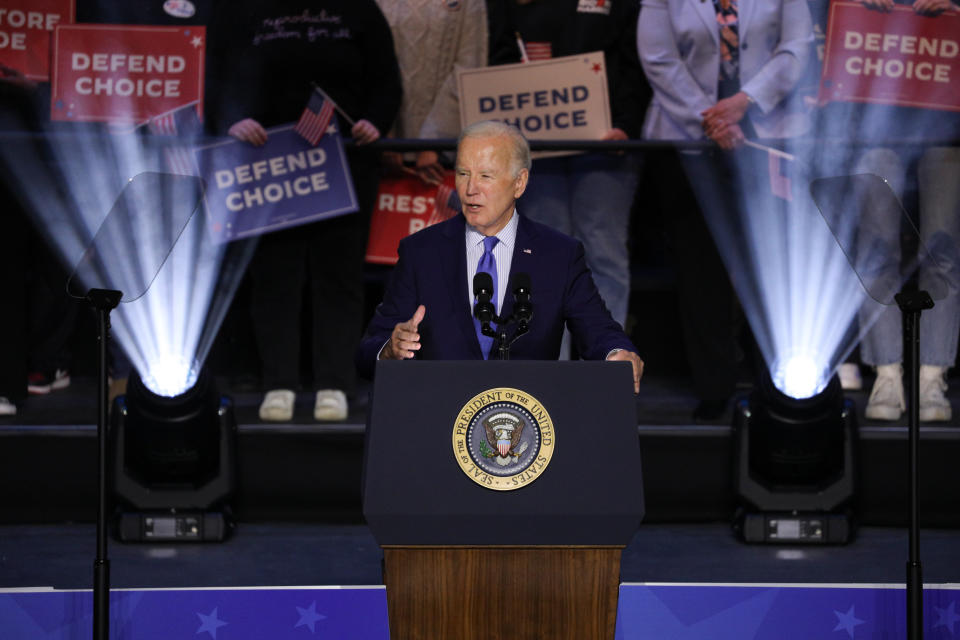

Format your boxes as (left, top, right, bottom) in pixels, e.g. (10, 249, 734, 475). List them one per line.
(196, 122, 358, 243)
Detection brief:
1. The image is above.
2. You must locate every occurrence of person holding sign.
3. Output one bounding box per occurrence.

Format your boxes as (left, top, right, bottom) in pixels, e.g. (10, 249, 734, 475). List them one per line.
(638, 0, 813, 419)
(502, 0, 650, 356)
(210, 0, 401, 422)
(374, 0, 489, 184)
(831, 0, 960, 422)
(356, 120, 644, 393)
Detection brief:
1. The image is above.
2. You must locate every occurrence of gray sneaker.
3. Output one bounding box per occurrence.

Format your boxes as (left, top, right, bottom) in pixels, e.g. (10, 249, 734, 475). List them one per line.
(919, 365, 951, 422)
(259, 389, 296, 422)
(838, 363, 863, 391)
(314, 389, 348, 421)
(865, 365, 904, 421)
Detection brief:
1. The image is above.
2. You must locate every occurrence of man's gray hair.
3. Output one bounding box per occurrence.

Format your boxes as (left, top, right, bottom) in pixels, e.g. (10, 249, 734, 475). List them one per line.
(458, 120, 532, 177)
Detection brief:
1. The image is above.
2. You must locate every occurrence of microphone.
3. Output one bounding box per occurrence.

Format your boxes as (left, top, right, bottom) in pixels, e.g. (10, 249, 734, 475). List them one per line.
(512, 272, 532, 327)
(473, 272, 496, 327)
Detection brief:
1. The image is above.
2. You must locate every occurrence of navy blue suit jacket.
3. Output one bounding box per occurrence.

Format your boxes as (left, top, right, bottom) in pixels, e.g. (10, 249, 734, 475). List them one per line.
(357, 213, 637, 379)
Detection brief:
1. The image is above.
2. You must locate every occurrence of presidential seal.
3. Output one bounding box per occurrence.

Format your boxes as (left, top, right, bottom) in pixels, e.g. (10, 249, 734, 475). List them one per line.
(452, 387, 555, 491)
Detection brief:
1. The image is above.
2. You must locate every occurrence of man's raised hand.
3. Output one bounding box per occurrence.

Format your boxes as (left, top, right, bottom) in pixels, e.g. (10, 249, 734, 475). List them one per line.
(382, 305, 426, 360)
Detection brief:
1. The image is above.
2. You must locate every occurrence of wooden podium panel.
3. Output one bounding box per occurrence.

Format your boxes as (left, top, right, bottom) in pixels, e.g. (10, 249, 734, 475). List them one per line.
(383, 546, 622, 640)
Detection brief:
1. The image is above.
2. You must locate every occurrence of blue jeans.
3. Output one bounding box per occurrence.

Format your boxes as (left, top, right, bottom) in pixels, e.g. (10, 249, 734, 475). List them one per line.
(855, 147, 960, 367)
(519, 152, 639, 327)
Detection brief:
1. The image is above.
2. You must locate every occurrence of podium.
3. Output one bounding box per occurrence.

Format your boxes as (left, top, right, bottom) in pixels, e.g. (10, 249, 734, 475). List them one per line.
(363, 361, 644, 640)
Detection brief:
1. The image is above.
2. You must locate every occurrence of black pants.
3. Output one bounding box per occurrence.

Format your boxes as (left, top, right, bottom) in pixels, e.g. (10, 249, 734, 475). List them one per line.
(660, 149, 744, 403)
(248, 149, 379, 394)
(0, 179, 28, 403)
(26, 235, 77, 375)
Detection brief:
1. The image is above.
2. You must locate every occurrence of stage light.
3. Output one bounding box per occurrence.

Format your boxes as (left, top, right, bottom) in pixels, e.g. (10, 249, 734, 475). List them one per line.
(140, 354, 201, 398)
(111, 366, 236, 542)
(771, 351, 828, 400)
(734, 369, 857, 544)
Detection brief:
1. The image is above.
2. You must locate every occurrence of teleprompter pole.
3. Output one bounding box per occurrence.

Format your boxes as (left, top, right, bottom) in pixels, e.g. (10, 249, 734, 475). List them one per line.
(895, 289, 933, 640)
(87, 288, 122, 640)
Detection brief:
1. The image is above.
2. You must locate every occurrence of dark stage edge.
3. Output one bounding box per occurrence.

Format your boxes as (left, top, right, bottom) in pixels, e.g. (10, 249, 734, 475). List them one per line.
(2, 522, 959, 591)
(2, 375, 960, 527)
(5, 373, 960, 427)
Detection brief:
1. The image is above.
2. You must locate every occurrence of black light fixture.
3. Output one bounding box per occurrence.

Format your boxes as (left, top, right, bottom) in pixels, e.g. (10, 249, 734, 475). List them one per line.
(733, 370, 857, 544)
(111, 367, 237, 541)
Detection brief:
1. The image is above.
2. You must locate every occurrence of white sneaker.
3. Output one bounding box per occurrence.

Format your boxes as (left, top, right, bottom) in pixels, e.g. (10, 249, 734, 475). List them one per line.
(51, 368, 71, 391)
(314, 389, 348, 421)
(919, 365, 951, 422)
(865, 364, 904, 421)
(259, 389, 296, 422)
(0, 397, 16, 416)
(838, 363, 863, 391)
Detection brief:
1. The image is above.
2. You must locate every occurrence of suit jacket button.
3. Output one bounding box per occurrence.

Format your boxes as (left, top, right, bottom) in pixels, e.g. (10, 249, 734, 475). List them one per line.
(742, 42, 749, 50)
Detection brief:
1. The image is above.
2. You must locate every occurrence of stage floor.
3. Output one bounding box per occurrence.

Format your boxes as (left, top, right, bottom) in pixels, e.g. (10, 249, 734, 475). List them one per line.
(3, 522, 959, 590)
(3, 375, 959, 638)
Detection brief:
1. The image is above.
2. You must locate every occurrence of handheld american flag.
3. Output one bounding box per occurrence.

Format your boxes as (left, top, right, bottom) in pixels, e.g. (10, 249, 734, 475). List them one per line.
(295, 90, 336, 146)
(768, 151, 792, 202)
(743, 140, 795, 202)
(148, 102, 201, 136)
(427, 183, 461, 226)
(148, 102, 202, 175)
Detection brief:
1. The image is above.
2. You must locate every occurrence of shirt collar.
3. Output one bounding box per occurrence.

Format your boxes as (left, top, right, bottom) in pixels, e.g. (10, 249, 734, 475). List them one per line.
(466, 209, 518, 251)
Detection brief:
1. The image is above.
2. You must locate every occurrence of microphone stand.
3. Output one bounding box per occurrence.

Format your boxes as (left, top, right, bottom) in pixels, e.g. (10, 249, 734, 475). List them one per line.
(482, 315, 529, 361)
(474, 274, 532, 361)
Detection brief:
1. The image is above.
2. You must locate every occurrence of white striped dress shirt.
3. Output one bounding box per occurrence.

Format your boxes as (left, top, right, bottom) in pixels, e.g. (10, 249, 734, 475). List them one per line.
(465, 211, 519, 314)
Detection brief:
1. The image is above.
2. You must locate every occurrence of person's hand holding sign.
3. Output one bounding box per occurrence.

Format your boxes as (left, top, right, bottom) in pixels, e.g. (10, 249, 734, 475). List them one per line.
(228, 118, 268, 146)
(415, 151, 446, 186)
(351, 119, 381, 144)
(911, 0, 954, 15)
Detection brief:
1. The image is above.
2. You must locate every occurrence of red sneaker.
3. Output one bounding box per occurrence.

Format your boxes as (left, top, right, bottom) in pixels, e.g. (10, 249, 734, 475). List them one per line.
(27, 372, 52, 395)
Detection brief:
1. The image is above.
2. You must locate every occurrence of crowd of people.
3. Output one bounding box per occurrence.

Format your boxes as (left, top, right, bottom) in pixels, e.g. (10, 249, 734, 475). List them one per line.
(0, 0, 958, 424)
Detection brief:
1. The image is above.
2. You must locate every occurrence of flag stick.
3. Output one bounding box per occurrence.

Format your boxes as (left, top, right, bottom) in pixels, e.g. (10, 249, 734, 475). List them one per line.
(743, 139, 795, 162)
(310, 83, 356, 127)
(515, 31, 529, 63)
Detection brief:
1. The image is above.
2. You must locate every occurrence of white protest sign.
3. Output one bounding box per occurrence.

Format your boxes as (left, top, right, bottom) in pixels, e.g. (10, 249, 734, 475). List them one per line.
(457, 51, 611, 144)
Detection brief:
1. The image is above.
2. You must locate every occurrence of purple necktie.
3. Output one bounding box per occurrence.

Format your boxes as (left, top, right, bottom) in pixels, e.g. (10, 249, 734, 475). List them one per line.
(475, 236, 498, 359)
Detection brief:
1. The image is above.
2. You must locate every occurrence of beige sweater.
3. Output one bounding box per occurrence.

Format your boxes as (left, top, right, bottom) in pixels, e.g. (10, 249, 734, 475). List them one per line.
(375, 0, 488, 139)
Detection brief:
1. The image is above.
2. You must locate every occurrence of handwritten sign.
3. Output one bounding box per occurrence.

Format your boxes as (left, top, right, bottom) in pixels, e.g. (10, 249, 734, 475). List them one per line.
(0, 0, 74, 81)
(50, 24, 205, 123)
(819, 2, 960, 111)
(458, 51, 611, 141)
(195, 123, 358, 243)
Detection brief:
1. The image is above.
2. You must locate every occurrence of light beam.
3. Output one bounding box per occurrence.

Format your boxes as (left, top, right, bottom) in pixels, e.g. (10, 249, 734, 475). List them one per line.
(1, 105, 254, 398)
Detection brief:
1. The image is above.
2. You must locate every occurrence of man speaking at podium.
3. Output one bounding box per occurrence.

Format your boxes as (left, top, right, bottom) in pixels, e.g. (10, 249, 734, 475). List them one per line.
(357, 120, 643, 392)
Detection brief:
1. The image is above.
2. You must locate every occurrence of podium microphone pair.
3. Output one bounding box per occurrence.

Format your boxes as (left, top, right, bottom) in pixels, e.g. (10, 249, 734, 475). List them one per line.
(473, 272, 533, 355)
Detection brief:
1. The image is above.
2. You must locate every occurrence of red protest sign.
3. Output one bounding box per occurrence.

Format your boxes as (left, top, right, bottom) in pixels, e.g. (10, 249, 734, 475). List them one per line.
(819, 2, 960, 112)
(0, 0, 74, 81)
(366, 172, 460, 265)
(50, 24, 205, 123)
